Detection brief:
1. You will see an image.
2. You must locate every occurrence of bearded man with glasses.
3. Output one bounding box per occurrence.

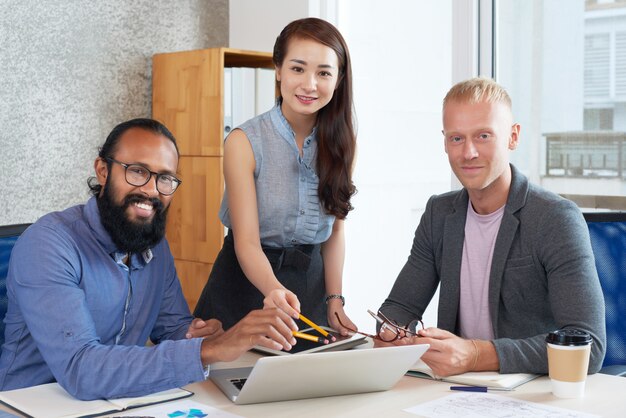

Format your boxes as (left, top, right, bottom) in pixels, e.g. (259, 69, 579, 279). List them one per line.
(0, 118, 299, 400)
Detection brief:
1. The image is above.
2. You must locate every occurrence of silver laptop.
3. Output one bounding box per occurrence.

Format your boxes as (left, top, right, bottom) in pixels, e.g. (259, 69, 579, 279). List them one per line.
(210, 344, 430, 405)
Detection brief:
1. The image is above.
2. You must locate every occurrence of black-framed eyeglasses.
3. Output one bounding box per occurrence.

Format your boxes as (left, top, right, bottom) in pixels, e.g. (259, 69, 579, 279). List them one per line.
(105, 157, 182, 196)
(334, 310, 424, 343)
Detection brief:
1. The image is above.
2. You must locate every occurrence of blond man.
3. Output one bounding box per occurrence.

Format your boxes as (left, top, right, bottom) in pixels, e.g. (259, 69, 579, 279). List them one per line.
(377, 78, 606, 376)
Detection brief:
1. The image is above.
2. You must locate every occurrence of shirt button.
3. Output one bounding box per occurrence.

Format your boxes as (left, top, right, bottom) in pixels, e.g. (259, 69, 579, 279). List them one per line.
(300, 210, 305, 215)
(300, 177, 305, 182)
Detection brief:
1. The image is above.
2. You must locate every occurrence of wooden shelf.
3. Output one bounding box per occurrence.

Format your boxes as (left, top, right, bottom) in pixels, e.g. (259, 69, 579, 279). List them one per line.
(153, 48, 273, 310)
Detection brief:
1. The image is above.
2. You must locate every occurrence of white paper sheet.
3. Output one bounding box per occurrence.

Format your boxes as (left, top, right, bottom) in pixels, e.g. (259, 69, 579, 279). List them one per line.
(404, 393, 600, 418)
(109, 399, 243, 418)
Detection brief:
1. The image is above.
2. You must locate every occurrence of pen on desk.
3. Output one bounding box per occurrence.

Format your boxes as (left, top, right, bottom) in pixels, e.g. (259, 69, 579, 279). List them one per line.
(450, 386, 489, 392)
(293, 331, 329, 344)
(298, 313, 336, 341)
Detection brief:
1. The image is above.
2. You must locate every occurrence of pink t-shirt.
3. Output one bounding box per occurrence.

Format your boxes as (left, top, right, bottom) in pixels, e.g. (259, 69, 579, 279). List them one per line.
(458, 201, 505, 340)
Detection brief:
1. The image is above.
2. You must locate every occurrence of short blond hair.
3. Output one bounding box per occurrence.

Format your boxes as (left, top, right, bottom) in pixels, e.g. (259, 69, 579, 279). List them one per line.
(443, 77, 512, 110)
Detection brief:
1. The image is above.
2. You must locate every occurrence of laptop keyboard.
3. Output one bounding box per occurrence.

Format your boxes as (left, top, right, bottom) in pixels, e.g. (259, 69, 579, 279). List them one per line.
(230, 378, 247, 390)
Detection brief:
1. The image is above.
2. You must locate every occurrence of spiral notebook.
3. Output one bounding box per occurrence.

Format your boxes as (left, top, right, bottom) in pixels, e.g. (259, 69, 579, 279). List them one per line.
(407, 359, 539, 390)
(0, 382, 192, 418)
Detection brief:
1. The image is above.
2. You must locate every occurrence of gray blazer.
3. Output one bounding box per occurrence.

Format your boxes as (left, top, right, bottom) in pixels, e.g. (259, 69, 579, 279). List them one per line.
(380, 164, 606, 374)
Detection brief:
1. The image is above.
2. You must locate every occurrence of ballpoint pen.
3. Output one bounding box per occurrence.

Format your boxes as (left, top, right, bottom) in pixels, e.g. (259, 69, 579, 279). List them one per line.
(450, 386, 488, 392)
(298, 313, 337, 341)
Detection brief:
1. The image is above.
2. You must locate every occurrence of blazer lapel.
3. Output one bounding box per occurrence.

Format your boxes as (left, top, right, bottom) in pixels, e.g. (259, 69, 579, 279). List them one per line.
(439, 191, 469, 332)
(489, 213, 519, 337)
(488, 164, 528, 337)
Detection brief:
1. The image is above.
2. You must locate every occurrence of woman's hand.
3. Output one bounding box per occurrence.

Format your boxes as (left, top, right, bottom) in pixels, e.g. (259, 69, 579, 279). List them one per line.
(263, 288, 301, 319)
(185, 318, 224, 340)
(327, 300, 356, 336)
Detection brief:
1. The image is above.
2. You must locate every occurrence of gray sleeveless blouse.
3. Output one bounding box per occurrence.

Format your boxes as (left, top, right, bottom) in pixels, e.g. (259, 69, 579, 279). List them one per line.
(219, 105, 335, 247)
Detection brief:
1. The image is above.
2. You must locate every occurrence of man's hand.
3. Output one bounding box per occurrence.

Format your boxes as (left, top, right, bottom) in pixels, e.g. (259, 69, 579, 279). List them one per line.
(200, 308, 298, 365)
(371, 327, 415, 348)
(417, 328, 477, 377)
(185, 318, 224, 340)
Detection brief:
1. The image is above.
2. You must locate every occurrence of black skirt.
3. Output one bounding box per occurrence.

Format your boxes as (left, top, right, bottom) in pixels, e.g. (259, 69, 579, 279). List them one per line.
(193, 230, 327, 330)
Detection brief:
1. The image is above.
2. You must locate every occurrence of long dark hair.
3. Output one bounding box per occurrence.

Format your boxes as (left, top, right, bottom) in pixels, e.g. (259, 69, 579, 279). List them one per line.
(273, 18, 357, 219)
(87, 118, 178, 196)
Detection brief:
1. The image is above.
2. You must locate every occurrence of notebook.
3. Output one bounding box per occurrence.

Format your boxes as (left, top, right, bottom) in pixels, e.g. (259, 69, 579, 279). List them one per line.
(0, 382, 192, 418)
(210, 344, 430, 404)
(252, 326, 367, 355)
(407, 359, 539, 390)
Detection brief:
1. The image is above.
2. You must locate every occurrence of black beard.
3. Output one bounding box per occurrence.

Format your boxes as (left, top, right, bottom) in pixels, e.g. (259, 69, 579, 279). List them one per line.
(97, 182, 168, 254)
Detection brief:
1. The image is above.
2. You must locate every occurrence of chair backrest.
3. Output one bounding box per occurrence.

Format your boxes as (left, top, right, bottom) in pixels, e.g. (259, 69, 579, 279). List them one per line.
(0, 224, 31, 347)
(583, 212, 626, 367)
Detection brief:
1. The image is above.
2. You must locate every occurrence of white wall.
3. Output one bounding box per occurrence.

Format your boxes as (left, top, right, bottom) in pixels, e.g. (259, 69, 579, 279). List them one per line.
(338, 0, 452, 333)
(229, 0, 310, 52)
(229, 0, 453, 333)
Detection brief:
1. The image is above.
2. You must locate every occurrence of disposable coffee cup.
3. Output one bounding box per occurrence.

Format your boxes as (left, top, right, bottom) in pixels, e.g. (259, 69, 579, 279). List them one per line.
(546, 329, 592, 398)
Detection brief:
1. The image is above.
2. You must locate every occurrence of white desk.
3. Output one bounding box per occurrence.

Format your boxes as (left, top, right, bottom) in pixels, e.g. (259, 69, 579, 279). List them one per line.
(2, 351, 625, 417)
(123, 350, 625, 418)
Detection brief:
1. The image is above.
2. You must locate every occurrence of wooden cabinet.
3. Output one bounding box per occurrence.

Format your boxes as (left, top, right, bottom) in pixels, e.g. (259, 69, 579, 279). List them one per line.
(152, 48, 274, 310)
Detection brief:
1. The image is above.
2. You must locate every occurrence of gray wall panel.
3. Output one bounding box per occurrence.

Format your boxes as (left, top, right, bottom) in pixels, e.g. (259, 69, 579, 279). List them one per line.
(0, 0, 228, 224)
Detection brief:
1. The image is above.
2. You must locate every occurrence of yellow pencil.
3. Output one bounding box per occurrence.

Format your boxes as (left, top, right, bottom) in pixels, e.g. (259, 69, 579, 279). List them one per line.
(293, 331, 329, 344)
(298, 313, 336, 341)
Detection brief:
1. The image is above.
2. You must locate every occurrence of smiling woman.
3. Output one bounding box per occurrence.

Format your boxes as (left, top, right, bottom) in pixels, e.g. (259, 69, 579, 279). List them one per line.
(276, 37, 340, 120)
(193, 17, 359, 338)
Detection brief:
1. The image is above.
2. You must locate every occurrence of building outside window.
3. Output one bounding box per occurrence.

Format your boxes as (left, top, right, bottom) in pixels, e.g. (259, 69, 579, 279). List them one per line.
(494, 0, 626, 208)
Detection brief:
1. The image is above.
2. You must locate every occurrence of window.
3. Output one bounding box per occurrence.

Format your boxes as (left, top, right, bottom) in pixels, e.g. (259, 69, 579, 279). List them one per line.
(584, 33, 610, 100)
(492, 0, 626, 209)
(584, 108, 614, 130)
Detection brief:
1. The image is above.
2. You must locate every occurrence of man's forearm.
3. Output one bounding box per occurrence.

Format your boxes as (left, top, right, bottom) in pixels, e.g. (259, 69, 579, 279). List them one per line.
(473, 339, 500, 371)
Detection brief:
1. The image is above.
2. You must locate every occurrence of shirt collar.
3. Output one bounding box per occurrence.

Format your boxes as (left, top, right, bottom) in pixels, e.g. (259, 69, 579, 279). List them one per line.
(269, 102, 318, 150)
(85, 196, 155, 266)
(112, 248, 153, 266)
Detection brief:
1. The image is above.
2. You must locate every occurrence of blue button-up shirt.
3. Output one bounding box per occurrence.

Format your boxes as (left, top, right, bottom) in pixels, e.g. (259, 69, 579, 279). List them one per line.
(0, 197, 205, 400)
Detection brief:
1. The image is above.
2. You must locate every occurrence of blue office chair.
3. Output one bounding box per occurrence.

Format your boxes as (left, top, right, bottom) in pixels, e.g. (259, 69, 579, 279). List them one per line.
(583, 212, 626, 376)
(0, 223, 31, 347)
